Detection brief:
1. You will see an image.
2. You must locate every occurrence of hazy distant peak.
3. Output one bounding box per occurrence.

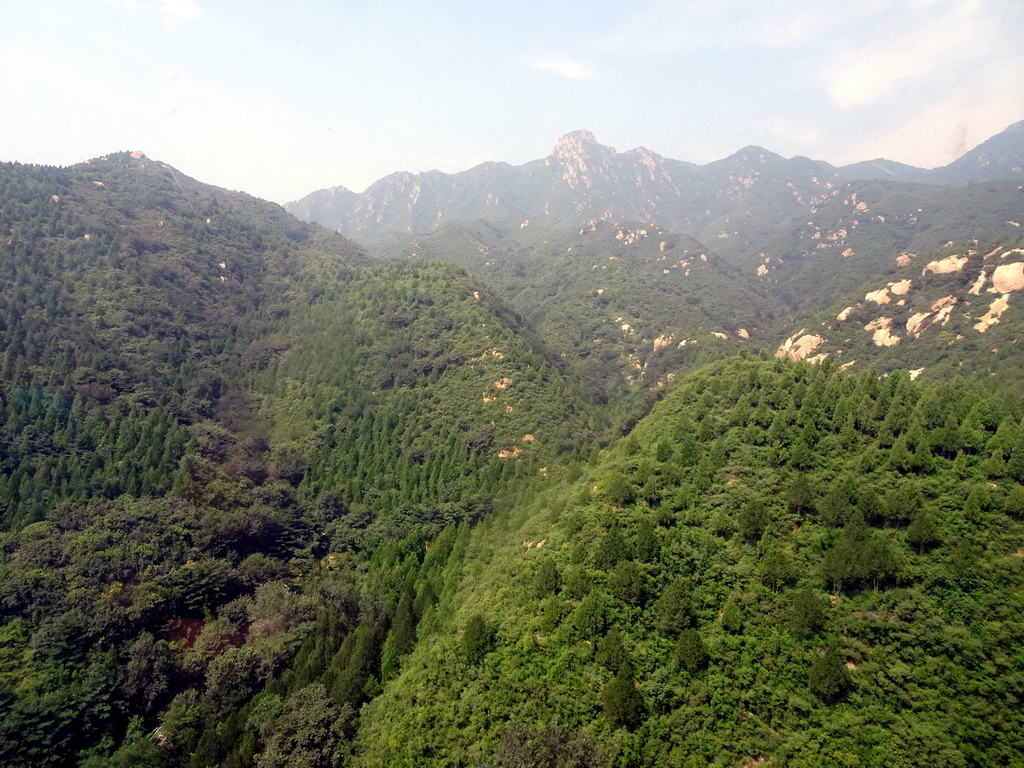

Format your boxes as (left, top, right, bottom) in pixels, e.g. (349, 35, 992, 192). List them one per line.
(730, 145, 779, 162)
(551, 129, 604, 158)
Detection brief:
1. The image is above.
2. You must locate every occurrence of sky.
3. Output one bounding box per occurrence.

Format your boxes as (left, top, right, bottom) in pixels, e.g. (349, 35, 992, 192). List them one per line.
(1, 0, 1022, 204)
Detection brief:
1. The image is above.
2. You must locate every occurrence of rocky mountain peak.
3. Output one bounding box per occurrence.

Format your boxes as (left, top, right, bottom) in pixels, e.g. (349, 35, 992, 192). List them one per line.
(551, 129, 603, 159)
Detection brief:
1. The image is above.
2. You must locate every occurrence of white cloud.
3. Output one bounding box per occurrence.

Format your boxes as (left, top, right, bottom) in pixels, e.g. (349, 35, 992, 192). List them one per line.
(755, 117, 823, 152)
(101, 0, 201, 31)
(157, 0, 201, 30)
(828, 74, 1024, 167)
(102, 0, 146, 11)
(819, 1, 1003, 109)
(532, 57, 593, 80)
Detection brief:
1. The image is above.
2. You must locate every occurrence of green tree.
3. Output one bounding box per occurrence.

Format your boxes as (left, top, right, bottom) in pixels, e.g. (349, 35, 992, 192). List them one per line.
(791, 588, 826, 637)
(533, 558, 559, 598)
(760, 545, 793, 592)
(787, 472, 813, 514)
(601, 658, 644, 729)
(738, 498, 770, 544)
(808, 644, 851, 701)
(256, 684, 349, 768)
(462, 613, 495, 665)
(1009, 434, 1024, 483)
(721, 597, 743, 634)
(675, 628, 709, 673)
(572, 592, 607, 639)
(907, 507, 939, 554)
(609, 560, 644, 606)
(596, 629, 627, 673)
(656, 579, 693, 634)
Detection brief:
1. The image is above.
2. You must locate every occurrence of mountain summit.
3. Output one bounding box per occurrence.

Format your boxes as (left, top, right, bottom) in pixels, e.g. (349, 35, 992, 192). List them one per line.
(550, 128, 602, 158)
(289, 122, 1024, 242)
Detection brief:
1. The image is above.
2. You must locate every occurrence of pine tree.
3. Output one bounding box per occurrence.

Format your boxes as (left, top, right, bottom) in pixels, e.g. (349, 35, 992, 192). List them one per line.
(533, 558, 559, 598)
(907, 507, 939, 554)
(462, 613, 494, 666)
(656, 579, 693, 634)
(601, 658, 644, 729)
(675, 629, 709, 673)
(1007, 432, 1024, 483)
(596, 629, 627, 673)
(809, 644, 851, 701)
(791, 588, 826, 637)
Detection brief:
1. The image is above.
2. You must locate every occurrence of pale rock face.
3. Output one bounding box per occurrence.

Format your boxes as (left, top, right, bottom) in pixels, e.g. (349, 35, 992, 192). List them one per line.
(905, 312, 931, 337)
(865, 317, 900, 347)
(905, 297, 956, 337)
(890, 280, 912, 296)
(652, 334, 674, 352)
(990, 262, 1024, 293)
(757, 264, 769, 276)
(837, 306, 856, 322)
(896, 253, 914, 268)
(909, 368, 925, 380)
(865, 287, 891, 305)
(776, 330, 825, 361)
(922, 254, 968, 275)
(969, 271, 988, 295)
(974, 295, 1010, 332)
(736, 328, 750, 339)
(872, 327, 901, 347)
(712, 331, 728, 340)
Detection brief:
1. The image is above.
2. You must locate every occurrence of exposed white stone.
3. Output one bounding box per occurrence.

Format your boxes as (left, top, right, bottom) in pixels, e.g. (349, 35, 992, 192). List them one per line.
(776, 330, 825, 361)
(974, 295, 1010, 332)
(990, 262, 1024, 293)
(922, 254, 968, 275)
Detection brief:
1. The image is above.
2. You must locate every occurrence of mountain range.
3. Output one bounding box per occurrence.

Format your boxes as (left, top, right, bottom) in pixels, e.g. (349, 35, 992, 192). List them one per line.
(286, 121, 1024, 243)
(0, 122, 1022, 767)
(291, 123, 1024, 390)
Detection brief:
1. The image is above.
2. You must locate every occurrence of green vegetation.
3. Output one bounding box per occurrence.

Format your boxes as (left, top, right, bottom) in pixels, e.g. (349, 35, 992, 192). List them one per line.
(0, 151, 1022, 766)
(356, 358, 1024, 766)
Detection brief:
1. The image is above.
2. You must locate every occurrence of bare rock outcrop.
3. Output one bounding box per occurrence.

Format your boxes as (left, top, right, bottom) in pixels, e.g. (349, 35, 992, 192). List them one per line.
(865, 317, 900, 347)
(974, 295, 1010, 332)
(922, 254, 968, 275)
(776, 330, 826, 361)
(906, 296, 957, 337)
(990, 262, 1024, 293)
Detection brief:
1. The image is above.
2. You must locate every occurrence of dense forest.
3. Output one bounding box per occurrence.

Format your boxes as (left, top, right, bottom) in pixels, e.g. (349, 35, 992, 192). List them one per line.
(0, 150, 1022, 767)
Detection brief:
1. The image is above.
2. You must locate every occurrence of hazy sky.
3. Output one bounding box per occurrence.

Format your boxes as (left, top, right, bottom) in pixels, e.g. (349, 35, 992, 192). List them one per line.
(2, 0, 1022, 203)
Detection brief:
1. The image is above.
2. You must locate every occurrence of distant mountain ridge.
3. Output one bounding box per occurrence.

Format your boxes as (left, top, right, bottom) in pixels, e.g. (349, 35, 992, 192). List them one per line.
(287, 121, 1024, 241)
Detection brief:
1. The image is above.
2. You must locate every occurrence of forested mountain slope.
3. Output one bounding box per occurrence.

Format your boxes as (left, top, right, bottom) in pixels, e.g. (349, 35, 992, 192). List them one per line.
(355, 357, 1024, 767)
(374, 218, 785, 406)
(0, 152, 366, 527)
(1, 145, 1023, 767)
(0, 154, 600, 766)
(776, 235, 1024, 392)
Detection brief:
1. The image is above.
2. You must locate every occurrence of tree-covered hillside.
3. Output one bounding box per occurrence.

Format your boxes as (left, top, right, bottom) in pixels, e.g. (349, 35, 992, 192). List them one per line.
(355, 357, 1024, 767)
(0, 154, 600, 766)
(374, 218, 784, 408)
(775, 236, 1024, 394)
(1, 150, 1023, 767)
